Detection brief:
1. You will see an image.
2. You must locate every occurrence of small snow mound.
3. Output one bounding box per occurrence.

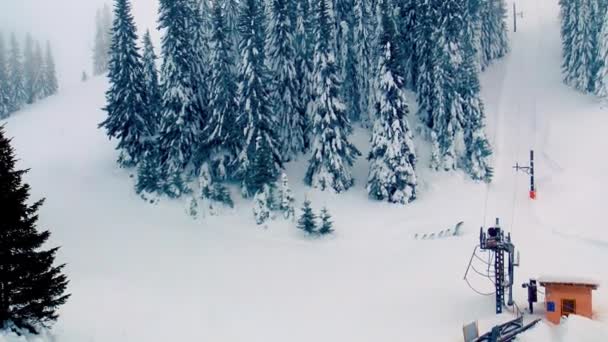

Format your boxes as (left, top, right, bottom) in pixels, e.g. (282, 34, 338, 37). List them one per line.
(518, 315, 608, 341)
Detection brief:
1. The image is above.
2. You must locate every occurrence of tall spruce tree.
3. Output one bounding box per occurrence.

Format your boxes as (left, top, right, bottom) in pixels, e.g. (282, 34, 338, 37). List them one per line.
(204, 1, 239, 163)
(157, 0, 207, 197)
(294, 0, 313, 149)
(141, 30, 161, 121)
(461, 0, 493, 181)
(353, 0, 374, 124)
(480, 0, 509, 70)
(8, 34, 26, 113)
(224, 0, 241, 70)
(596, 4, 608, 97)
(0, 34, 10, 118)
(93, 9, 107, 75)
(395, 0, 418, 89)
(305, 0, 360, 193)
(32, 41, 45, 102)
(99, 0, 153, 168)
(23, 34, 36, 105)
(234, 0, 282, 196)
(268, 0, 304, 161)
(367, 0, 417, 205)
(43, 41, 58, 97)
(0, 126, 70, 333)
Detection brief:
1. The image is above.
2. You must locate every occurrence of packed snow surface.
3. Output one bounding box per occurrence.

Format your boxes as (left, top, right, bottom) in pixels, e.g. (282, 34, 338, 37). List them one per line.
(2, 0, 608, 341)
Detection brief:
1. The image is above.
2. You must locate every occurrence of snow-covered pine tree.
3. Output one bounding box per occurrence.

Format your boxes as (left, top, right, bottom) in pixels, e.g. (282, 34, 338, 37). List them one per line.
(305, 0, 360, 193)
(588, 0, 607, 94)
(141, 30, 161, 124)
(157, 0, 207, 197)
(294, 0, 313, 150)
(367, 0, 417, 205)
(188, 0, 212, 136)
(23, 34, 36, 105)
(253, 184, 273, 225)
(562, 0, 594, 92)
(0, 34, 10, 118)
(224, 0, 241, 70)
(461, 0, 493, 182)
(596, 3, 608, 97)
(99, 0, 153, 168)
(395, 0, 418, 90)
(278, 172, 295, 219)
(353, 0, 374, 124)
(8, 33, 26, 113)
(414, 0, 440, 130)
(32, 41, 46, 102)
(480, 0, 509, 70)
(267, 0, 304, 161)
(205, 1, 239, 167)
(82, 71, 88, 82)
(318, 207, 334, 235)
(43, 41, 58, 96)
(0, 126, 70, 333)
(234, 0, 282, 196)
(297, 199, 317, 234)
(93, 9, 107, 75)
(198, 162, 234, 213)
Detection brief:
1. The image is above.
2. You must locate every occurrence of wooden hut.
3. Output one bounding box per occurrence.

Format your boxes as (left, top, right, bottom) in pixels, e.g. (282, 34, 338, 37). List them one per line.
(539, 277, 599, 324)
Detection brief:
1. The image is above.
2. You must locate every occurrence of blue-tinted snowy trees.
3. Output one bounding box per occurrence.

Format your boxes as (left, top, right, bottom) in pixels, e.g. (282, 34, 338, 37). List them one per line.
(43, 41, 58, 97)
(267, 0, 304, 161)
(0, 34, 10, 118)
(480, 0, 509, 70)
(367, 0, 417, 204)
(99, 0, 153, 168)
(8, 34, 26, 113)
(234, 0, 282, 196)
(297, 199, 317, 234)
(204, 0, 239, 166)
(305, 0, 360, 193)
(157, 0, 207, 197)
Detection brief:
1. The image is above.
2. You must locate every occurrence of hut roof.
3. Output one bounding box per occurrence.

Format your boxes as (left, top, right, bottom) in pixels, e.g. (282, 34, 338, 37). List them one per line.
(538, 276, 599, 289)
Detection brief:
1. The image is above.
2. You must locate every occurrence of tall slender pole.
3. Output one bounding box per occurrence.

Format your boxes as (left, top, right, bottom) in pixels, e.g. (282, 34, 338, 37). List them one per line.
(530, 150, 535, 199)
(513, 3, 517, 32)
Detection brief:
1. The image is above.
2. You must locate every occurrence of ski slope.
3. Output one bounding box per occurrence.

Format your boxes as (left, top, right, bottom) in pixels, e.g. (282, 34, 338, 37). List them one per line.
(2, 0, 608, 341)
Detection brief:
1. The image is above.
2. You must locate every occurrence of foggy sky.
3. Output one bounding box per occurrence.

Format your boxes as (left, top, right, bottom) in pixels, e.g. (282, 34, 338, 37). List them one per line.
(0, 0, 159, 89)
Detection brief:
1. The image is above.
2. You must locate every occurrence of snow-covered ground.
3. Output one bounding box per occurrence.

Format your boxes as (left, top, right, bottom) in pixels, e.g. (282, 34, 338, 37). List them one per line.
(2, 0, 608, 341)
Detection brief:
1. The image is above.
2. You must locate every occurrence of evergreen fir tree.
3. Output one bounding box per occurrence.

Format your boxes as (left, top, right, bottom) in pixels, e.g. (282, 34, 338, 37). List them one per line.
(0, 126, 70, 333)
(318, 207, 334, 235)
(157, 0, 206, 197)
(7, 33, 26, 113)
(188, 0, 212, 137)
(99, 0, 153, 168)
(596, 5, 608, 97)
(205, 1, 239, 164)
(305, 0, 360, 193)
(31, 41, 45, 102)
(198, 162, 234, 211)
(294, 0, 314, 149)
(297, 199, 317, 234)
(141, 30, 161, 124)
(0, 34, 10, 118)
(395, 0, 418, 89)
(93, 9, 107, 75)
(278, 172, 295, 220)
(461, 0, 493, 182)
(268, 0, 304, 161)
(43, 41, 58, 96)
(353, 0, 374, 124)
(234, 0, 282, 196)
(367, 0, 417, 205)
(224, 0, 241, 70)
(23, 34, 36, 105)
(480, 0, 509, 70)
(253, 184, 272, 225)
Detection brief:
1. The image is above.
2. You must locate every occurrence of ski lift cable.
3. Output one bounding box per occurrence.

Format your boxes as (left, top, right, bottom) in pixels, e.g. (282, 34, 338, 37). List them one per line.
(465, 275, 496, 297)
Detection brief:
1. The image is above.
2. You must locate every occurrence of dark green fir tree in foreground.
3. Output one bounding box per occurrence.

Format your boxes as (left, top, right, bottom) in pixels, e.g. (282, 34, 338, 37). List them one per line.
(0, 126, 69, 333)
(297, 199, 317, 234)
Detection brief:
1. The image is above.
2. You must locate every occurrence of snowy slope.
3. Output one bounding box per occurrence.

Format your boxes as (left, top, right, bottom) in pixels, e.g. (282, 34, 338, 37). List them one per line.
(2, 0, 608, 341)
